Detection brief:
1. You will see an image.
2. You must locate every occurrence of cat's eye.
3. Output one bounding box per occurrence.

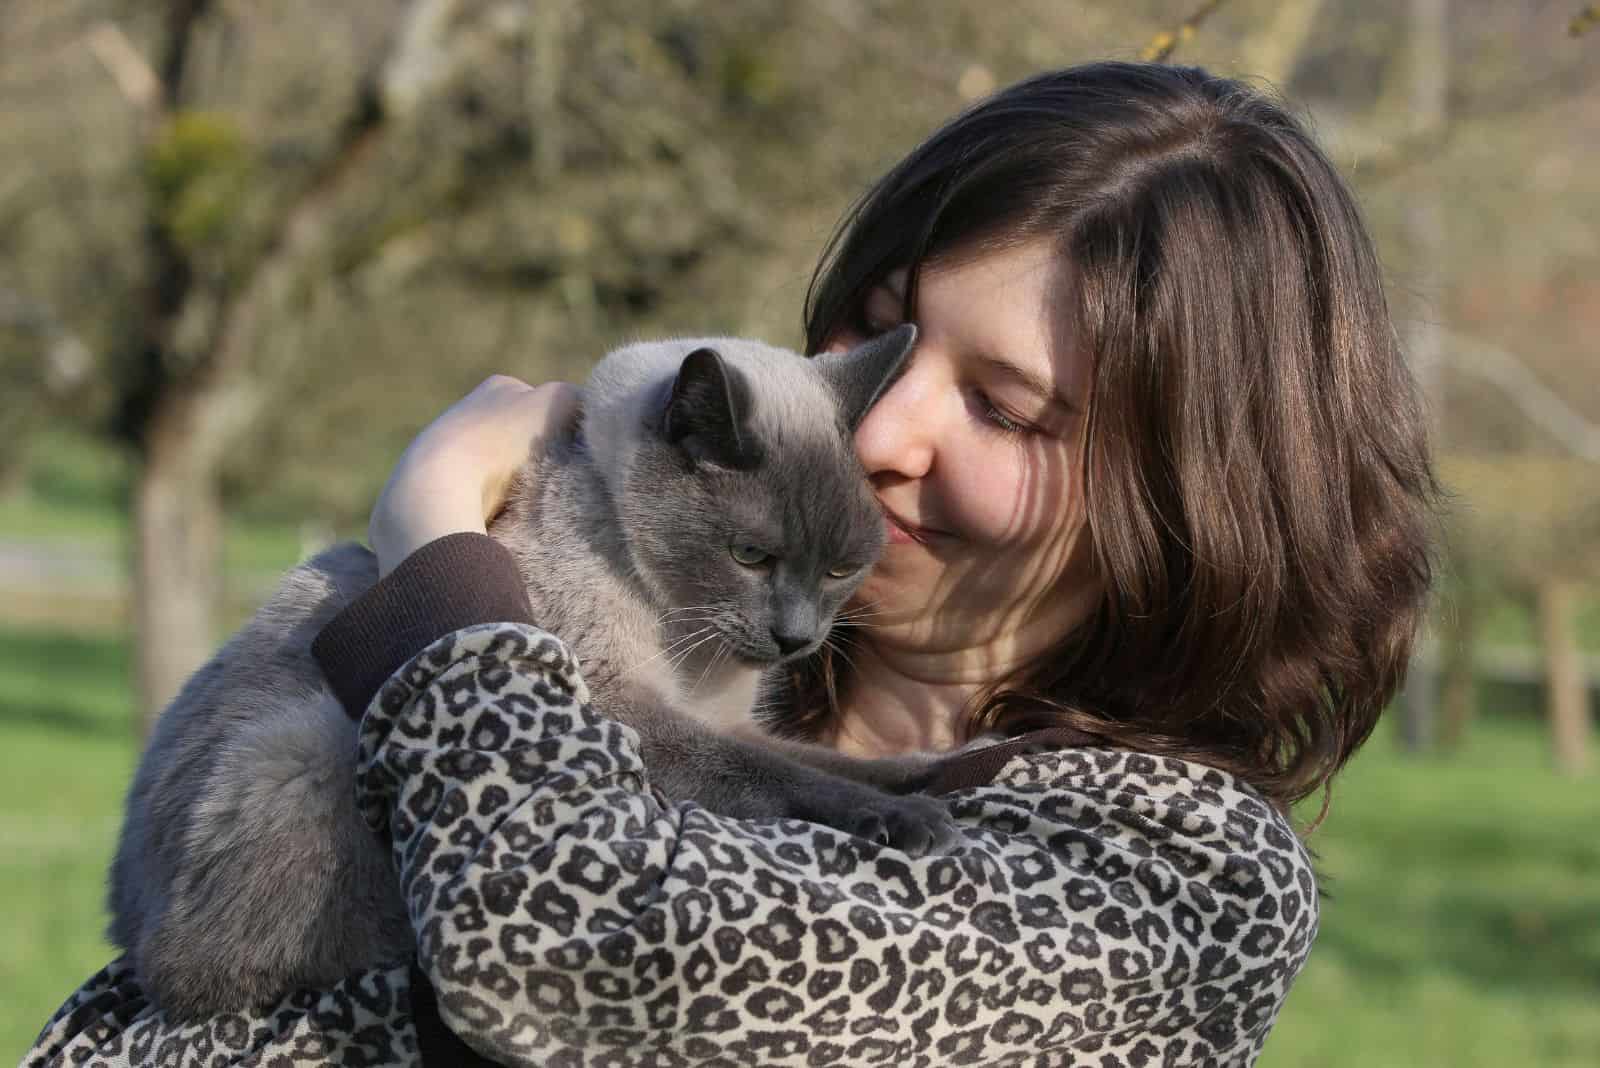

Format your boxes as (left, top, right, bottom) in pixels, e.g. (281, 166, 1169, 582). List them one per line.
(826, 564, 857, 579)
(730, 542, 772, 567)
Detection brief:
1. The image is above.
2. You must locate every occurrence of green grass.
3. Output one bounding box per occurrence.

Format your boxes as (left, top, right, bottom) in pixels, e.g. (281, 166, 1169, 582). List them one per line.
(0, 429, 320, 577)
(1263, 717, 1600, 1066)
(1474, 592, 1600, 653)
(0, 625, 136, 1062)
(0, 622, 1596, 1066)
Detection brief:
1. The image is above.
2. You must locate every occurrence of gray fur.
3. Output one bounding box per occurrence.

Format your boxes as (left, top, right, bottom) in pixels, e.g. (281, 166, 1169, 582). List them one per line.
(110, 329, 952, 1021)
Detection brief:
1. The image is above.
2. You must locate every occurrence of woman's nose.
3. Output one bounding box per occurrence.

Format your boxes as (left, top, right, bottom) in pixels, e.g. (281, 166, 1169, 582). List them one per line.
(853, 351, 936, 480)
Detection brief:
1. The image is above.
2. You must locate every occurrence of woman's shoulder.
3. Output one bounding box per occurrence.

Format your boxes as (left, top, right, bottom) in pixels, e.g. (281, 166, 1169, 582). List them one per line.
(995, 742, 1292, 814)
(976, 743, 1319, 936)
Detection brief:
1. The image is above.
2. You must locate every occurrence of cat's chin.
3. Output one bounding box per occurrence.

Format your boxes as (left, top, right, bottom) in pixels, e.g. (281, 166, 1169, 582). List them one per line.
(743, 648, 825, 670)
(729, 643, 818, 670)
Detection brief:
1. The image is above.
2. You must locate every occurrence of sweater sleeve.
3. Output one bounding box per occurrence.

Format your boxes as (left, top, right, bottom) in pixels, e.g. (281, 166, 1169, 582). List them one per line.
(347, 621, 1318, 1068)
(311, 531, 537, 717)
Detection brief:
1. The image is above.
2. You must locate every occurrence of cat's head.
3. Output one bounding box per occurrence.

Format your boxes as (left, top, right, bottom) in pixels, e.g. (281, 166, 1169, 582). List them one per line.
(604, 326, 916, 667)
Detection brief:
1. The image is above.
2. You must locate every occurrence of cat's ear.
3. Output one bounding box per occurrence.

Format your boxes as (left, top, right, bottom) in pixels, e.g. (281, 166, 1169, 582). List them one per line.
(813, 323, 918, 429)
(663, 346, 760, 468)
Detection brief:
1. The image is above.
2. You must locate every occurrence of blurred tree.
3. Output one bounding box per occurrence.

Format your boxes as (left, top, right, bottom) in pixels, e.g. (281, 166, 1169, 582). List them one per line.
(1442, 456, 1599, 773)
(3, 0, 1147, 729)
(1396, 0, 1449, 753)
(3, 0, 1596, 747)
(2, 0, 779, 728)
(1284, 0, 1600, 757)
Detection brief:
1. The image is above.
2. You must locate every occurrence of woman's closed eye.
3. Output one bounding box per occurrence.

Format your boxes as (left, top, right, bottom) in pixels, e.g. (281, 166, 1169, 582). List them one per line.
(972, 390, 1043, 438)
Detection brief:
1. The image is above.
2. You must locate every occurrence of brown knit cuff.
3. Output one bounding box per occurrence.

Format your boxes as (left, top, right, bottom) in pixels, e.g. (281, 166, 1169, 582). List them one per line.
(312, 532, 535, 719)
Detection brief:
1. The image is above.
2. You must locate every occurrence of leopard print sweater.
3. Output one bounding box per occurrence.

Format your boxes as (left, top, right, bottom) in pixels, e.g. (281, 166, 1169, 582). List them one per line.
(25, 622, 1317, 1067)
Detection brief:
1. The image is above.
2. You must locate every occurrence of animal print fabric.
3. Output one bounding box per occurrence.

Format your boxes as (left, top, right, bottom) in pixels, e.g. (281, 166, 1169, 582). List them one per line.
(25, 623, 1318, 1068)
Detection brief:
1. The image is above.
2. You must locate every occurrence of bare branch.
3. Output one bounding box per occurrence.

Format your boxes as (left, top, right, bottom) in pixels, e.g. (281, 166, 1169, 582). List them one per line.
(380, 0, 463, 119)
(156, 0, 214, 111)
(0, 288, 93, 396)
(812, 0, 965, 91)
(1441, 328, 1600, 465)
(1571, 5, 1600, 37)
(1237, 0, 1329, 88)
(176, 0, 484, 464)
(1141, 0, 1229, 64)
(527, 0, 575, 181)
(1345, 124, 1452, 183)
(85, 21, 161, 113)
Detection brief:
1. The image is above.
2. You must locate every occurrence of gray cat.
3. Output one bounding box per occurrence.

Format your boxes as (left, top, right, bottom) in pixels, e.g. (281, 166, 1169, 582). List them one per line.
(109, 325, 957, 1021)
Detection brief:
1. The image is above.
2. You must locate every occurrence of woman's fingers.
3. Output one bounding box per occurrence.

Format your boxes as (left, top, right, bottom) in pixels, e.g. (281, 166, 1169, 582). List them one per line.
(471, 379, 583, 520)
(369, 377, 583, 576)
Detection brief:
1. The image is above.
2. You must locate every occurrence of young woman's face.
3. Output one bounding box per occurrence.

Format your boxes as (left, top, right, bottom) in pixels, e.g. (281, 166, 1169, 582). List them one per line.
(831, 239, 1100, 680)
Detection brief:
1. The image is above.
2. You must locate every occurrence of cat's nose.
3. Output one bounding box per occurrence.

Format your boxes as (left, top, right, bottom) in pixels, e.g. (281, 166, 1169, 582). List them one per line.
(771, 629, 811, 657)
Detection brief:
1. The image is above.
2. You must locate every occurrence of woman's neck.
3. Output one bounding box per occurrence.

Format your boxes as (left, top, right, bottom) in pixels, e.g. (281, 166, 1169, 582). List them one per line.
(826, 641, 984, 758)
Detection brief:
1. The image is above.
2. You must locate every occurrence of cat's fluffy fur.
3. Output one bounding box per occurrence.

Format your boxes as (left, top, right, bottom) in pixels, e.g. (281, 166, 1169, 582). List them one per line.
(109, 327, 957, 1021)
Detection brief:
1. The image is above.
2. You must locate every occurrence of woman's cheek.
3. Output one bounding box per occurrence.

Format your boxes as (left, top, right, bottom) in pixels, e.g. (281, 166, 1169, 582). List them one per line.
(947, 454, 1023, 546)
(965, 447, 1069, 548)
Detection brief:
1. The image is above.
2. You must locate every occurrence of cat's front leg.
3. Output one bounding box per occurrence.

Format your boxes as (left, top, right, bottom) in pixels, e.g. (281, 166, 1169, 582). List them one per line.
(740, 728, 1001, 795)
(629, 712, 962, 856)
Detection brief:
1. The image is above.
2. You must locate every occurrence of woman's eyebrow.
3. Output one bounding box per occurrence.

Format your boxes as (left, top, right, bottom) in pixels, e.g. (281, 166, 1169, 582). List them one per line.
(976, 354, 1079, 413)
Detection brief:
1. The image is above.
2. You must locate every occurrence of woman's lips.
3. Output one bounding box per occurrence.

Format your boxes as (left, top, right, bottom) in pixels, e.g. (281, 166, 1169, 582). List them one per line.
(882, 506, 942, 545)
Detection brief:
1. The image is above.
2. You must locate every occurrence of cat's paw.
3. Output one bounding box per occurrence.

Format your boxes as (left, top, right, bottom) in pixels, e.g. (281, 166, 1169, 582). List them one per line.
(845, 793, 961, 857)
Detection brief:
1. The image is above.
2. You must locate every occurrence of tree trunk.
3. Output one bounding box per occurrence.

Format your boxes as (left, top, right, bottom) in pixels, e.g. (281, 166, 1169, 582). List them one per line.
(1239, 0, 1329, 88)
(1398, 0, 1449, 754)
(0, 430, 29, 499)
(1437, 588, 1477, 750)
(132, 394, 224, 735)
(1539, 579, 1592, 775)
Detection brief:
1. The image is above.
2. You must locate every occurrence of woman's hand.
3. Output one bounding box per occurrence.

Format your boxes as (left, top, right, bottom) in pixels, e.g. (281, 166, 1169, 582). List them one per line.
(369, 376, 582, 577)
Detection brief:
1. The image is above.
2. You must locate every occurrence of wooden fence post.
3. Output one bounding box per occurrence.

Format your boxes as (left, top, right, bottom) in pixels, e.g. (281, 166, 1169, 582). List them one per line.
(1539, 579, 1592, 774)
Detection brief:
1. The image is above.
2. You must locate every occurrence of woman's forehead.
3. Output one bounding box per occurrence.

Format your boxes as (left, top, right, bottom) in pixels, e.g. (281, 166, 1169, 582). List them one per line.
(915, 241, 1089, 402)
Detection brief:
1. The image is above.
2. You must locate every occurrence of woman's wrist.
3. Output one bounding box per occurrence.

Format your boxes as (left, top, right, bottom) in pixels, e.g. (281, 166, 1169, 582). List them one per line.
(368, 461, 489, 578)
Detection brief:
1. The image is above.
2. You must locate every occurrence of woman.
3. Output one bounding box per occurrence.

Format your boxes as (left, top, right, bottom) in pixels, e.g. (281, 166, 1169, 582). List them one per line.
(26, 62, 1435, 1067)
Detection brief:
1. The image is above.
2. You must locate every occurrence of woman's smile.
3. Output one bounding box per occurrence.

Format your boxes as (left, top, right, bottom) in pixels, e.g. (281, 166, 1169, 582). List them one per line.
(837, 240, 1098, 670)
(880, 502, 944, 545)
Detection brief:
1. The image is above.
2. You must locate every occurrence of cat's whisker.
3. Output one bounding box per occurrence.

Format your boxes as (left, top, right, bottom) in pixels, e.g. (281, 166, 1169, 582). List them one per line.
(656, 605, 720, 623)
(665, 630, 721, 670)
(654, 615, 718, 632)
(833, 607, 890, 625)
(656, 618, 717, 640)
(651, 625, 715, 657)
(823, 636, 861, 676)
(663, 629, 724, 678)
(685, 640, 730, 699)
(625, 626, 715, 677)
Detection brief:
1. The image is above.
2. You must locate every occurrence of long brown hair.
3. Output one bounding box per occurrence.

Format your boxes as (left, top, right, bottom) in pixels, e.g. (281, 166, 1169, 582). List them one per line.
(791, 62, 1439, 815)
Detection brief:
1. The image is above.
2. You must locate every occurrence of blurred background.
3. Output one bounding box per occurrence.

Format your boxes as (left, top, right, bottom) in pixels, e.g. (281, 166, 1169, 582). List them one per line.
(1, 1, 1596, 1064)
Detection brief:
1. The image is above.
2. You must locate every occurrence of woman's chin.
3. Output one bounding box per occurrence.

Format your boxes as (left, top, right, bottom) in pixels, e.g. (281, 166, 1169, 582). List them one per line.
(853, 565, 934, 621)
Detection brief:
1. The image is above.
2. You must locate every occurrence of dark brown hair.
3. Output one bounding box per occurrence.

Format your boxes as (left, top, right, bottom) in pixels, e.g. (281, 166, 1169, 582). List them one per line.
(791, 62, 1438, 816)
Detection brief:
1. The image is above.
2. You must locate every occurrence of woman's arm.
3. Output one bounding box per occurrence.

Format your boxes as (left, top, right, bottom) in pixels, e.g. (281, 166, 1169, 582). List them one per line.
(315, 536, 1317, 1067)
(324, 374, 1317, 1066)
